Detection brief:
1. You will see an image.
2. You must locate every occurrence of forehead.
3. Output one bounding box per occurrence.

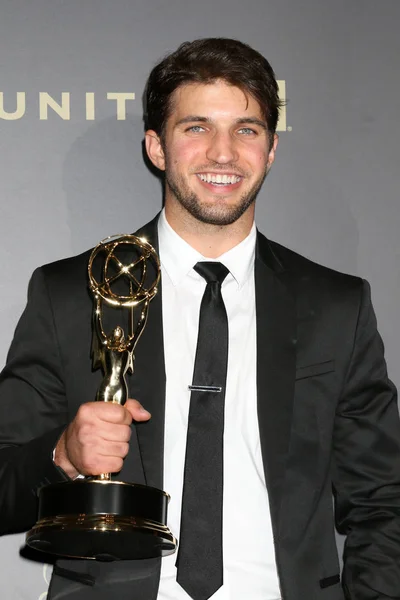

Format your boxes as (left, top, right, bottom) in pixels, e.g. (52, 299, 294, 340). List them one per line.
(167, 80, 264, 123)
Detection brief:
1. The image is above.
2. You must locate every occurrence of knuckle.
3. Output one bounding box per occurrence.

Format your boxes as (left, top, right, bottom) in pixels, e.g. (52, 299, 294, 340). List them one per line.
(81, 449, 96, 472)
(127, 398, 142, 411)
(106, 403, 124, 423)
(116, 405, 127, 422)
(77, 402, 93, 420)
(112, 458, 124, 472)
(79, 422, 95, 443)
(112, 442, 127, 458)
(120, 442, 129, 458)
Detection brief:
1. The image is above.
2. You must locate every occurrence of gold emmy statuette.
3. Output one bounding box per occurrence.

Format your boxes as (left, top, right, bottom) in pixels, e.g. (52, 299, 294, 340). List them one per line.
(26, 235, 176, 560)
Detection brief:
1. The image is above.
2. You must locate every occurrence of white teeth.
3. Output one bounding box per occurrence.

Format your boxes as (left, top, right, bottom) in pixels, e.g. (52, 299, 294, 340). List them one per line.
(198, 174, 241, 185)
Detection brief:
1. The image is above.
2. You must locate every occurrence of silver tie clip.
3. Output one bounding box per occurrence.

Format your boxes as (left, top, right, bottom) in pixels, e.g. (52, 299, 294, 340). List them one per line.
(188, 385, 222, 393)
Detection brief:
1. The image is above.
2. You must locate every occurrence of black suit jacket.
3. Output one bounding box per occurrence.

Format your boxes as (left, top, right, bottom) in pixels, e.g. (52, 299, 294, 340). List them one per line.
(0, 215, 400, 600)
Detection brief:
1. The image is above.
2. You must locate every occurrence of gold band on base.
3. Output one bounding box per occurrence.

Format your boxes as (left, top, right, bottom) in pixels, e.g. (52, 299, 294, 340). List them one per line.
(27, 513, 176, 560)
(30, 513, 175, 536)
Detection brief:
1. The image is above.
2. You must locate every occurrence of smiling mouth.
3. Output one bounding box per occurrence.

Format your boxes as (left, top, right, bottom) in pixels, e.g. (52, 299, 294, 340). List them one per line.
(196, 173, 242, 185)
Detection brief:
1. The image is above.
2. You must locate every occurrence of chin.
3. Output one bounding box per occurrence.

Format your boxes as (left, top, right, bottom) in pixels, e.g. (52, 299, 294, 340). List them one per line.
(187, 202, 252, 227)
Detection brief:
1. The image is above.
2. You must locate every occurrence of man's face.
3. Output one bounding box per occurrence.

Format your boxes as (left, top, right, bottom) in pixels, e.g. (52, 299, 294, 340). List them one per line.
(146, 80, 278, 227)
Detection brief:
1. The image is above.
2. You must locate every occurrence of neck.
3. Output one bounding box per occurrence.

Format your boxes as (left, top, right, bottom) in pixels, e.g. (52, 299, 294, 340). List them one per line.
(164, 200, 254, 258)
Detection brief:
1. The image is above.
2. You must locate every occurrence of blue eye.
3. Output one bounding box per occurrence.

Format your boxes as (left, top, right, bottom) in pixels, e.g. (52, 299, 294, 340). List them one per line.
(238, 127, 256, 135)
(187, 125, 205, 133)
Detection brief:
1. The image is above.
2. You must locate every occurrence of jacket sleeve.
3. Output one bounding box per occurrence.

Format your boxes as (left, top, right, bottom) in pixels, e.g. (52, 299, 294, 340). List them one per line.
(332, 279, 400, 599)
(0, 267, 69, 535)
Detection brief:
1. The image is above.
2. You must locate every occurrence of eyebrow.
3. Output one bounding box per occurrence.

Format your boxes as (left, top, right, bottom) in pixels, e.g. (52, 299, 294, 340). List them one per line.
(175, 115, 268, 131)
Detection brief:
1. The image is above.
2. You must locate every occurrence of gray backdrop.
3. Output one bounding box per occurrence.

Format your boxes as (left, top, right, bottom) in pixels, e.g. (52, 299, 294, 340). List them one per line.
(0, 1, 399, 597)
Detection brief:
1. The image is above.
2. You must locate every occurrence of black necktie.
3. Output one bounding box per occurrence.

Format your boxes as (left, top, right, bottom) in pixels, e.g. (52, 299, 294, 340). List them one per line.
(176, 261, 229, 600)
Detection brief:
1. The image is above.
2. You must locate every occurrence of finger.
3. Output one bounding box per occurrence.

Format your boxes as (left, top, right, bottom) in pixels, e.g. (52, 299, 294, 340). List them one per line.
(125, 398, 151, 421)
(81, 456, 125, 477)
(97, 440, 130, 459)
(86, 402, 133, 425)
(75, 439, 129, 475)
(93, 422, 132, 443)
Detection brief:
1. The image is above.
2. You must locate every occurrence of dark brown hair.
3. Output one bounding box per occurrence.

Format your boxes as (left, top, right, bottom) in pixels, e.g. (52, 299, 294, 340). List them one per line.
(144, 38, 283, 145)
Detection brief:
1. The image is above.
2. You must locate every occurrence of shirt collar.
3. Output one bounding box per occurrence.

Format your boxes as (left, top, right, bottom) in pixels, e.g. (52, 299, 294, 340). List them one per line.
(158, 209, 256, 289)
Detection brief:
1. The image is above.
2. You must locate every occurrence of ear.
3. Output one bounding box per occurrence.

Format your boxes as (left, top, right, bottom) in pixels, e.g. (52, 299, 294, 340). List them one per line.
(267, 133, 279, 169)
(145, 130, 166, 171)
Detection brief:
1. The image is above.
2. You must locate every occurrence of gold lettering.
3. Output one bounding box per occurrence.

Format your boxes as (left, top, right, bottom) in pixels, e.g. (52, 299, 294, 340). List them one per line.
(276, 80, 287, 132)
(0, 92, 26, 120)
(39, 92, 70, 120)
(107, 93, 135, 120)
(86, 92, 95, 120)
(0, 88, 285, 128)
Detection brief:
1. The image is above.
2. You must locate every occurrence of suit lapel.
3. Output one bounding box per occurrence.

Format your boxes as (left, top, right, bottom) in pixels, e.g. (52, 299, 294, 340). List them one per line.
(127, 215, 166, 490)
(255, 232, 297, 534)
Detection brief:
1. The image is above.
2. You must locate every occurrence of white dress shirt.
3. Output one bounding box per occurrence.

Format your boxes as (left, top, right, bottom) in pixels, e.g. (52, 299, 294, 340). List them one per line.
(157, 210, 281, 600)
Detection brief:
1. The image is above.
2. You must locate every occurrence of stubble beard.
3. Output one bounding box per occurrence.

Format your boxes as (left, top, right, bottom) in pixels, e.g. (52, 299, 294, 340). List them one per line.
(164, 163, 269, 227)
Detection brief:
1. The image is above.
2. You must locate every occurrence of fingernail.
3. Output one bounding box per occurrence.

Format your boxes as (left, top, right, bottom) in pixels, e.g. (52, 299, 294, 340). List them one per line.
(139, 406, 151, 416)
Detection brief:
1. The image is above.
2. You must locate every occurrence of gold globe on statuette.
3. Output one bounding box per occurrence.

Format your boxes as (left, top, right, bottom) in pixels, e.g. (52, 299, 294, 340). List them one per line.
(26, 235, 176, 560)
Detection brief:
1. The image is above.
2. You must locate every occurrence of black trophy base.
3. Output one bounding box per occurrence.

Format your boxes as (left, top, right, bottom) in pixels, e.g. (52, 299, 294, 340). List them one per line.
(26, 479, 176, 560)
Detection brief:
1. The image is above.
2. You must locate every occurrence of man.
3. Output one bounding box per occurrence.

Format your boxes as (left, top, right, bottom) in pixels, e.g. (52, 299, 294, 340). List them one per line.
(0, 38, 400, 600)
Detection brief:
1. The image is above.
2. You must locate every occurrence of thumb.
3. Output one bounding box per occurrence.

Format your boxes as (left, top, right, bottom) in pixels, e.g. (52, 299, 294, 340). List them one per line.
(125, 398, 151, 422)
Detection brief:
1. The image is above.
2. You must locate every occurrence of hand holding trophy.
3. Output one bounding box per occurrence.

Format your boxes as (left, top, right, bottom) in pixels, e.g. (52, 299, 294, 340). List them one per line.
(26, 235, 176, 560)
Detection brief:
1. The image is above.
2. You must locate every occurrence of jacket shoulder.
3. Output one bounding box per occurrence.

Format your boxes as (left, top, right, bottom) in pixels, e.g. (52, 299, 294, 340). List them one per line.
(260, 234, 363, 289)
(35, 249, 93, 295)
(37, 215, 160, 287)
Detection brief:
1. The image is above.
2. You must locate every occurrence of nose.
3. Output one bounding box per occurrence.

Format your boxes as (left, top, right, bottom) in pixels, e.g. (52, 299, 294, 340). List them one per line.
(205, 130, 239, 165)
